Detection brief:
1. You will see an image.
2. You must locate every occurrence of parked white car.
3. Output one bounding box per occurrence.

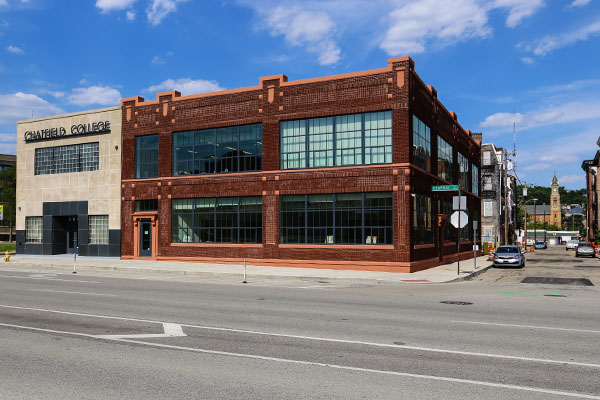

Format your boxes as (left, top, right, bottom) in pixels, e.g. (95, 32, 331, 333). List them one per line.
(566, 240, 579, 250)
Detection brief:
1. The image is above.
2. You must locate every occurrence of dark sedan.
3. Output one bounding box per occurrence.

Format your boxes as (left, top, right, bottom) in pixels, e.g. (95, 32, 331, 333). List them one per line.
(534, 240, 547, 250)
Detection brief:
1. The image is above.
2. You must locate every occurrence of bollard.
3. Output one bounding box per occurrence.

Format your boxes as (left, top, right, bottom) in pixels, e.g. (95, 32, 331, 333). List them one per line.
(242, 258, 247, 284)
(4, 250, 10, 262)
(73, 253, 77, 274)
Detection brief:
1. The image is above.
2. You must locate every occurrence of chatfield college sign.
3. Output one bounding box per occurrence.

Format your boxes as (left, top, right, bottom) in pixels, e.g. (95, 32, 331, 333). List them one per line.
(24, 121, 111, 142)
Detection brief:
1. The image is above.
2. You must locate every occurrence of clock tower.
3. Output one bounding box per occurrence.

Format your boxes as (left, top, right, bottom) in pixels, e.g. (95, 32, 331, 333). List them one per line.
(550, 172, 561, 227)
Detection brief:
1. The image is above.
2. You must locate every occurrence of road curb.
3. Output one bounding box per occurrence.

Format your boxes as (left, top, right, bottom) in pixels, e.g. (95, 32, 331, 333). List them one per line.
(446, 263, 494, 283)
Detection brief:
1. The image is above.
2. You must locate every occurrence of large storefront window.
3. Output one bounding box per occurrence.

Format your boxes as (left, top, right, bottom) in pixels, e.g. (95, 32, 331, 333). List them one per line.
(280, 111, 392, 169)
(280, 192, 393, 245)
(412, 194, 433, 244)
(412, 115, 431, 171)
(25, 216, 43, 243)
(135, 134, 159, 178)
(172, 196, 262, 244)
(458, 152, 470, 191)
(172, 124, 262, 176)
(34, 142, 99, 175)
(437, 136, 454, 182)
(89, 215, 109, 245)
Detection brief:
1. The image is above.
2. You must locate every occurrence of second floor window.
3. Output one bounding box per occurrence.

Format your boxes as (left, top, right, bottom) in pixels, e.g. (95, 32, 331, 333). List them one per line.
(135, 134, 159, 178)
(458, 152, 470, 191)
(280, 111, 392, 169)
(437, 136, 453, 182)
(35, 142, 99, 175)
(173, 124, 262, 176)
(412, 115, 431, 171)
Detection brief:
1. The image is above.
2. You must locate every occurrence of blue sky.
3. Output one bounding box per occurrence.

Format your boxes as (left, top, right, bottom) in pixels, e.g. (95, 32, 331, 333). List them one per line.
(1, 0, 599, 189)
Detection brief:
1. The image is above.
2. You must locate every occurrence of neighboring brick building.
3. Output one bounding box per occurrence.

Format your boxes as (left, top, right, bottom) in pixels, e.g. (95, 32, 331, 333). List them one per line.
(120, 57, 481, 272)
(582, 146, 600, 241)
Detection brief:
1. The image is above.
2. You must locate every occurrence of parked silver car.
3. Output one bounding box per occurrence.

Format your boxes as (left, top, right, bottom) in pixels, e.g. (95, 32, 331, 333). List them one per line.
(493, 245, 525, 268)
(575, 242, 595, 258)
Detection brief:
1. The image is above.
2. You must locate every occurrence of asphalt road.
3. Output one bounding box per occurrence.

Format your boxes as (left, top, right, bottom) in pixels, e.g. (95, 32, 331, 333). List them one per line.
(0, 249, 599, 399)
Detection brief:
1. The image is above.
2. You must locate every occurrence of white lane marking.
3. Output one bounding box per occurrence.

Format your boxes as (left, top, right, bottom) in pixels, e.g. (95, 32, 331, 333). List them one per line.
(0, 321, 597, 400)
(0, 274, 100, 284)
(29, 289, 116, 297)
(1, 303, 599, 369)
(95, 323, 186, 339)
(453, 320, 600, 334)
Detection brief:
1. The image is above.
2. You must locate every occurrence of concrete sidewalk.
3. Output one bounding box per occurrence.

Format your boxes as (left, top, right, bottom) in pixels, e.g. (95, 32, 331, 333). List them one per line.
(5, 254, 493, 284)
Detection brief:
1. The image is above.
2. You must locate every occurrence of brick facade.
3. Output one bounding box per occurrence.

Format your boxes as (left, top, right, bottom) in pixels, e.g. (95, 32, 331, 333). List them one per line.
(120, 57, 481, 272)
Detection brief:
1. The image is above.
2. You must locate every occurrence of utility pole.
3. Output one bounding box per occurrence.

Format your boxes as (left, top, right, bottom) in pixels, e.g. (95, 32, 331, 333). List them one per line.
(503, 149, 509, 245)
(523, 186, 528, 249)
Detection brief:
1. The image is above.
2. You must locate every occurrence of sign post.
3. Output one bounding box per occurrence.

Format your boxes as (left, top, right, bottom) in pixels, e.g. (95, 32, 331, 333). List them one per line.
(432, 185, 465, 275)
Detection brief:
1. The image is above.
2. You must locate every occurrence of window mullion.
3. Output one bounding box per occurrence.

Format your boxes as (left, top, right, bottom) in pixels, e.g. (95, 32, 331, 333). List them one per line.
(361, 113, 366, 165)
(305, 120, 310, 168)
(361, 193, 365, 245)
(332, 116, 337, 167)
(332, 193, 336, 244)
(304, 196, 308, 244)
(237, 197, 241, 244)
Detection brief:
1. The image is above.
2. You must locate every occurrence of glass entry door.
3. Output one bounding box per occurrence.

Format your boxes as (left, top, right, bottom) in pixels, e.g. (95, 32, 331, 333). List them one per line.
(67, 216, 78, 254)
(139, 220, 152, 257)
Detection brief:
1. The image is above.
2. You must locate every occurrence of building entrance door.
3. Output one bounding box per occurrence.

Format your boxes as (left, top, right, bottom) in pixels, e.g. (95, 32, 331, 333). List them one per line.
(139, 220, 152, 257)
(66, 216, 78, 254)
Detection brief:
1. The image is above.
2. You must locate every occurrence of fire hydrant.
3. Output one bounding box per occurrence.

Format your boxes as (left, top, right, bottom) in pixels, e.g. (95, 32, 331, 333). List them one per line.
(4, 250, 10, 262)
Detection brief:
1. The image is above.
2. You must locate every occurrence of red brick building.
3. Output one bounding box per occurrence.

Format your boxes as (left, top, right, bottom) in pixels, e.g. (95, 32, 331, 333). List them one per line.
(120, 57, 481, 272)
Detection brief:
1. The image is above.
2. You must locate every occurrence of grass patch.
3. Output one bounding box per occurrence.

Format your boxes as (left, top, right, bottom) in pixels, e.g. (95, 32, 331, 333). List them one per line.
(0, 243, 16, 252)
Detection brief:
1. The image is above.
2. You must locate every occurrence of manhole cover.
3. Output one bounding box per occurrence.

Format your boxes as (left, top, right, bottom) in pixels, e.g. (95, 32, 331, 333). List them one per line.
(521, 277, 594, 286)
(440, 301, 473, 305)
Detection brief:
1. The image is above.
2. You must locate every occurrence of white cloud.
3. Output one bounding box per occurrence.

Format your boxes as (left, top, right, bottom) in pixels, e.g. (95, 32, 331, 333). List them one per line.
(6, 45, 24, 54)
(66, 85, 121, 106)
(146, 0, 187, 26)
(491, 0, 545, 28)
(0, 0, 7, 6)
(95, 0, 137, 12)
(567, 0, 591, 7)
(521, 56, 534, 65)
(524, 163, 551, 171)
(559, 175, 584, 184)
(144, 78, 224, 96)
(37, 89, 66, 99)
(380, 0, 543, 56)
(126, 10, 136, 20)
(263, 5, 340, 65)
(0, 92, 63, 125)
(151, 55, 165, 65)
(480, 112, 523, 128)
(519, 19, 600, 57)
(381, 0, 490, 55)
(480, 100, 600, 131)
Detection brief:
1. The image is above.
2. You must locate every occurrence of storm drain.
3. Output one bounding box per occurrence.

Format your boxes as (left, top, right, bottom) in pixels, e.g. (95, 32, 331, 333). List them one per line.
(440, 301, 473, 305)
(521, 277, 594, 286)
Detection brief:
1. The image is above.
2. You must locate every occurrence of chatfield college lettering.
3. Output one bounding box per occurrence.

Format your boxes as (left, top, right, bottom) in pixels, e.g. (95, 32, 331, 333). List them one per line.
(24, 121, 111, 142)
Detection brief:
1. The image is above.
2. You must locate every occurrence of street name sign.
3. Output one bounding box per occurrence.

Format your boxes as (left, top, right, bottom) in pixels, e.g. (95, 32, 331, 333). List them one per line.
(450, 210, 468, 228)
(0, 205, 4, 221)
(432, 185, 459, 191)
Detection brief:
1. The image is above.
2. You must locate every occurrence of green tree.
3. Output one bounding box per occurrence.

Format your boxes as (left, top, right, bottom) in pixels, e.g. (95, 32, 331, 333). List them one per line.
(0, 165, 16, 241)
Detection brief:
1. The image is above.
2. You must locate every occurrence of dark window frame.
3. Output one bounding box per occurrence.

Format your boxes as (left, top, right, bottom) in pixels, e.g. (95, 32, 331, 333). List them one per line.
(172, 123, 262, 176)
(135, 134, 159, 179)
(135, 199, 159, 212)
(280, 110, 392, 170)
(171, 196, 262, 244)
(280, 192, 393, 245)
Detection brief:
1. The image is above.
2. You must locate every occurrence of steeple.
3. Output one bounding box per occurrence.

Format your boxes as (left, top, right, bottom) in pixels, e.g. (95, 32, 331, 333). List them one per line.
(552, 171, 559, 186)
